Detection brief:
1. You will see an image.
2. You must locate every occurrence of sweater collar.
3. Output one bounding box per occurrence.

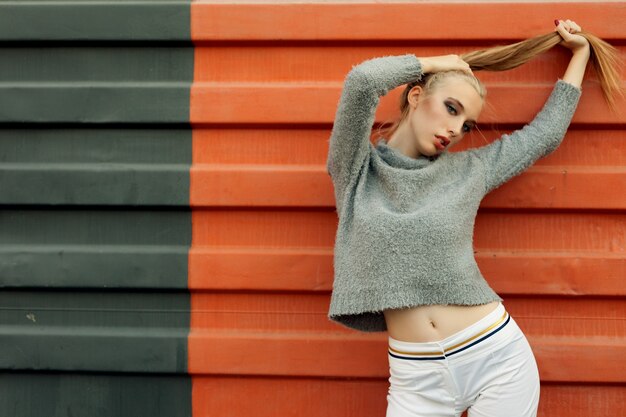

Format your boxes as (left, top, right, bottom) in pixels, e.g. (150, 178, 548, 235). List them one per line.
(375, 138, 441, 169)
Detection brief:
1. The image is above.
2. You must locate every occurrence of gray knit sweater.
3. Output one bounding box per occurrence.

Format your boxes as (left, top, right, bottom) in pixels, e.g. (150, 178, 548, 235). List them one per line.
(326, 54, 582, 332)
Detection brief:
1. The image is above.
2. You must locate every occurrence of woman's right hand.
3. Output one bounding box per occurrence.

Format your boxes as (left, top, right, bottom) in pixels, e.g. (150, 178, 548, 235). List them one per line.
(554, 19, 590, 55)
(417, 54, 473, 75)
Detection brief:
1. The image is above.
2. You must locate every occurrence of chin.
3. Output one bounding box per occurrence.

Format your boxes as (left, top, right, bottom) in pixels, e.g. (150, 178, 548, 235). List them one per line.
(417, 140, 441, 157)
(427, 146, 440, 156)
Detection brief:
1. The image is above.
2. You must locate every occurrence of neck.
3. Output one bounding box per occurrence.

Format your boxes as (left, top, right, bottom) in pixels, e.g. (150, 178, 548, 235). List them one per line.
(387, 122, 422, 159)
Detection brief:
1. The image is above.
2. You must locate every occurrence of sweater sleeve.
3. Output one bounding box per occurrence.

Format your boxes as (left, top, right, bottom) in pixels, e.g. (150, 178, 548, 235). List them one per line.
(468, 79, 582, 195)
(326, 54, 424, 205)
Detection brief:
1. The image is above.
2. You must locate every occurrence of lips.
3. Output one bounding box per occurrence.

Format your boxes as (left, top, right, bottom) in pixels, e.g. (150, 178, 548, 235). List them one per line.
(434, 135, 450, 150)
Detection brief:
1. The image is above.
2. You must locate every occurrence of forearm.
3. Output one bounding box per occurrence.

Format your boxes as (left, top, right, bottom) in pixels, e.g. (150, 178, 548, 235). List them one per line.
(561, 46, 590, 88)
(349, 54, 424, 96)
(327, 54, 424, 209)
(469, 80, 582, 195)
(416, 57, 433, 73)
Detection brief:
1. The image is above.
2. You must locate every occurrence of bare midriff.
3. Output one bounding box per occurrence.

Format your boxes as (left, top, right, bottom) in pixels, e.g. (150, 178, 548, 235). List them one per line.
(383, 301, 501, 343)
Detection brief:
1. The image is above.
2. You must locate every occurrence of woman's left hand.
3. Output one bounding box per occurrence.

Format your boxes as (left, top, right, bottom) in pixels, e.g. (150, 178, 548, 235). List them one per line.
(554, 19, 590, 54)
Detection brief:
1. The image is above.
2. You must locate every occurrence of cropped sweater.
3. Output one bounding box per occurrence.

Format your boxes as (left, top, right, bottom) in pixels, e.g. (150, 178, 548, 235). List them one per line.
(326, 54, 582, 332)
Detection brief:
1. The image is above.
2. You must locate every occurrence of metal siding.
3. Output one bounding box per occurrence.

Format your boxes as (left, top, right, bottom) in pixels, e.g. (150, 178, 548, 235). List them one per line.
(0, 1, 193, 417)
(0, 2, 190, 41)
(0, 373, 191, 417)
(190, 2, 626, 417)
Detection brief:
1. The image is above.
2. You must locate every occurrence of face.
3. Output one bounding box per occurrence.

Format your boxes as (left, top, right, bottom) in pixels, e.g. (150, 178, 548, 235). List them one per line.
(407, 77, 483, 156)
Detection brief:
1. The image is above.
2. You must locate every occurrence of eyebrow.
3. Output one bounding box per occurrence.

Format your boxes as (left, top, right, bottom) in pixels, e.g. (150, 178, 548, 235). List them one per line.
(447, 97, 477, 124)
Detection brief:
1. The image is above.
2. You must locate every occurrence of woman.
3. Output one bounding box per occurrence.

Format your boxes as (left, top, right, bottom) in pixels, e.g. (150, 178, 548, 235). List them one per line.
(326, 19, 621, 417)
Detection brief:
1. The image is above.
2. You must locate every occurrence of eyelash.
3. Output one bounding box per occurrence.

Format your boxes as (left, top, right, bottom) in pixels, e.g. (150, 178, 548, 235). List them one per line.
(446, 103, 473, 133)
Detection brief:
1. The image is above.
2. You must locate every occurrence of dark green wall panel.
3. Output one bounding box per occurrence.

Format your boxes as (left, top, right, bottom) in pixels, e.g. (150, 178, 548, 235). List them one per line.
(0, 128, 190, 162)
(0, 86, 191, 123)
(0, 1, 194, 416)
(0, 373, 191, 417)
(0, 291, 188, 328)
(0, 249, 188, 289)
(0, 47, 193, 123)
(0, 209, 191, 245)
(0, 209, 190, 288)
(0, 291, 189, 373)
(0, 47, 193, 82)
(0, 166, 189, 205)
(0, 128, 191, 206)
(0, 2, 190, 41)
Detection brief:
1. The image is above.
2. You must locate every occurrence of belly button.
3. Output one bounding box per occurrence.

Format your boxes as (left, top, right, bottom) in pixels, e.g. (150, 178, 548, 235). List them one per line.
(430, 321, 436, 328)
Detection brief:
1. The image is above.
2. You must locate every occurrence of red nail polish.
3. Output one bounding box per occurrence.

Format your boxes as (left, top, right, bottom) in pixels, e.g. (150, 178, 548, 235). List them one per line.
(554, 19, 559, 26)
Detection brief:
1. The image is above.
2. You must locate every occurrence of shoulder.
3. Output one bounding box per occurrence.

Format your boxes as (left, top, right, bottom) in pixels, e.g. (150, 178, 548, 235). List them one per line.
(444, 149, 482, 170)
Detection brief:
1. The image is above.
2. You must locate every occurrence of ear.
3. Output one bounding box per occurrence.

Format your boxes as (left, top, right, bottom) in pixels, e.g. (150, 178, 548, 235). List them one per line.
(407, 85, 423, 108)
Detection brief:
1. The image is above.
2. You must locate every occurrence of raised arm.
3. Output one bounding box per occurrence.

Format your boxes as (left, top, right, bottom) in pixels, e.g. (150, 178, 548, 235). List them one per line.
(556, 19, 591, 89)
(467, 79, 581, 195)
(468, 22, 590, 195)
(326, 54, 424, 204)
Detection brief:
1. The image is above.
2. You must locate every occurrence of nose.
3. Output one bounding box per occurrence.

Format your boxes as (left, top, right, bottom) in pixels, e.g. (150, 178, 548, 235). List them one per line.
(448, 120, 465, 137)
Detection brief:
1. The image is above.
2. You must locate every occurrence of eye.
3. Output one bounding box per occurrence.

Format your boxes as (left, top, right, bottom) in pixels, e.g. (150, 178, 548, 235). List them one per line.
(463, 123, 473, 133)
(446, 103, 457, 114)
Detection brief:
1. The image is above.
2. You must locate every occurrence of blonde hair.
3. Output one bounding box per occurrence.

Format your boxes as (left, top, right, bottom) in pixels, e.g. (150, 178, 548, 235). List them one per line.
(377, 30, 623, 141)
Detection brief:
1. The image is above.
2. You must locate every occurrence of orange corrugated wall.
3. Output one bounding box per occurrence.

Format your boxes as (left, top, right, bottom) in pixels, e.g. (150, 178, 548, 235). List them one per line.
(188, 2, 626, 416)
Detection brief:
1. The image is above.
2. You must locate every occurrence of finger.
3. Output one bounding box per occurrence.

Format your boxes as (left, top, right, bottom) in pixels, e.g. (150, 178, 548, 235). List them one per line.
(555, 24, 573, 41)
(554, 19, 565, 31)
(563, 20, 573, 33)
(565, 19, 578, 33)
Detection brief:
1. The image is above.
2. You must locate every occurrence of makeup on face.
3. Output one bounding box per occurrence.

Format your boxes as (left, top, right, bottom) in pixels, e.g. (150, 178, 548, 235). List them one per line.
(405, 78, 483, 157)
(444, 97, 477, 133)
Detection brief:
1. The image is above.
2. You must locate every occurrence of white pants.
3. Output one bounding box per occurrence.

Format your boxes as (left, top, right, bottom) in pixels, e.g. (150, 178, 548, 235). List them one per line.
(386, 303, 540, 417)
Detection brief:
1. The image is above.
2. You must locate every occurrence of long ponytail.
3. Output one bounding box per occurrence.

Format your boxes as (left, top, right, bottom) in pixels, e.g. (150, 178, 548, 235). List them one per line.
(376, 31, 623, 142)
(461, 31, 623, 111)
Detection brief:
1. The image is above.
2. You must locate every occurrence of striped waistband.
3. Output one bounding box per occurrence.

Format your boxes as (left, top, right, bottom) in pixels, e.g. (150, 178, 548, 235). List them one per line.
(388, 305, 511, 361)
